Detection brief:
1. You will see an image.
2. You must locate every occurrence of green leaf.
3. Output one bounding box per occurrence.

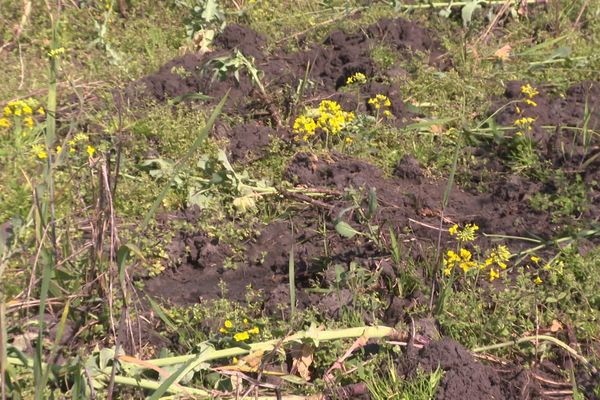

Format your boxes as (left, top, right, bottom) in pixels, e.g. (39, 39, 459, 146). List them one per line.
(367, 188, 378, 219)
(335, 221, 361, 239)
(146, 295, 177, 331)
(461, 0, 482, 28)
(148, 357, 198, 400)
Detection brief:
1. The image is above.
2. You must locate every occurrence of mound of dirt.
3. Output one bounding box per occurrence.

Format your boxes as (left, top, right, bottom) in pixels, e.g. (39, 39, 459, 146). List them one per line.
(119, 17, 449, 159)
(400, 338, 536, 400)
(144, 148, 569, 311)
(492, 80, 600, 173)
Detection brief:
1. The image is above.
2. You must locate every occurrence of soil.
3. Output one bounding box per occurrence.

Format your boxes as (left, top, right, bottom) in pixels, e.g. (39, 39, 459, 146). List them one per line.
(491, 80, 600, 186)
(400, 338, 537, 400)
(125, 16, 600, 400)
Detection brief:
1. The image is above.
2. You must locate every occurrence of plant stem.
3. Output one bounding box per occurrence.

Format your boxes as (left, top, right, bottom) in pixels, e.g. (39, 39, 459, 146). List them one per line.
(473, 335, 597, 374)
(141, 326, 398, 367)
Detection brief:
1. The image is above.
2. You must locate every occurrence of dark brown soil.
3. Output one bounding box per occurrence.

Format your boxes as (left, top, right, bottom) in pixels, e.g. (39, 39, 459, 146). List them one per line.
(400, 338, 537, 400)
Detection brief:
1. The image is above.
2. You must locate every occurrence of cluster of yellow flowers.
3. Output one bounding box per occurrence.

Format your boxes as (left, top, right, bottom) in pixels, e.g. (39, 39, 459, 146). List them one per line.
(346, 72, 367, 86)
(47, 47, 66, 59)
(31, 133, 96, 160)
(219, 318, 260, 342)
(514, 116, 535, 129)
(444, 224, 511, 282)
(1, 99, 44, 132)
(520, 83, 539, 106)
(368, 94, 393, 118)
(445, 224, 547, 284)
(293, 100, 355, 143)
(512, 83, 539, 134)
(449, 223, 478, 242)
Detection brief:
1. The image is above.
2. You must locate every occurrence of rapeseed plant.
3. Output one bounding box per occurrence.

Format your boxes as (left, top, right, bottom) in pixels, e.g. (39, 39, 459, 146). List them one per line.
(444, 224, 512, 282)
(346, 71, 367, 86)
(368, 94, 393, 119)
(219, 318, 261, 343)
(520, 83, 539, 99)
(1, 99, 44, 135)
(293, 100, 355, 146)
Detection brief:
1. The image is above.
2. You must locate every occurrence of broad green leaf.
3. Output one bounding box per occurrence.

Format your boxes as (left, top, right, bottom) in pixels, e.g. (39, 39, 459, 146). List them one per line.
(335, 221, 360, 239)
(461, 0, 482, 28)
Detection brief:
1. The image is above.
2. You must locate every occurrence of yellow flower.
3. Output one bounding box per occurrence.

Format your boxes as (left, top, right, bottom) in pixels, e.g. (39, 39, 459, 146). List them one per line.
(455, 224, 479, 242)
(86, 145, 96, 157)
(445, 250, 461, 263)
(219, 327, 227, 333)
(459, 248, 472, 261)
(248, 326, 260, 335)
(56, 145, 62, 154)
(224, 320, 233, 329)
(530, 256, 540, 264)
(37, 107, 45, 116)
(74, 133, 89, 142)
(243, 318, 249, 324)
(448, 224, 459, 236)
(233, 331, 250, 342)
(69, 147, 76, 154)
(514, 117, 535, 127)
(368, 94, 392, 111)
(489, 268, 500, 282)
(14, 109, 22, 116)
(520, 84, 539, 99)
(495, 245, 510, 262)
(47, 47, 66, 58)
(23, 117, 34, 128)
(533, 276, 543, 285)
(525, 99, 538, 107)
(346, 72, 367, 85)
(0, 117, 11, 129)
(22, 105, 33, 115)
(3, 106, 11, 116)
(293, 115, 317, 140)
(32, 144, 48, 160)
(345, 137, 353, 144)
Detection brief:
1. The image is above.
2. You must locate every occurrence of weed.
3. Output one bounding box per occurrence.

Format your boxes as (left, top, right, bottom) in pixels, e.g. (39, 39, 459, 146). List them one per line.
(366, 357, 444, 400)
(530, 171, 591, 224)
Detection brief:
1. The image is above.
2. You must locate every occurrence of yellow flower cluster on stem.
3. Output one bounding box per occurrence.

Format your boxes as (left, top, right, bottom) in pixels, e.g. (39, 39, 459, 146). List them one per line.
(293, 100, 355, 144)
(219, 319, 261, 342)
(346, 72, 367, 86)
(368, 94, 393, 119)
(1, 99, 44, 133)
(445, 224, 512, 282)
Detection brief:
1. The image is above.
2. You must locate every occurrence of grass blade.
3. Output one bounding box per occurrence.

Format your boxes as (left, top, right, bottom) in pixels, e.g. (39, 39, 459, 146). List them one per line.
(289, 223, 296, 318)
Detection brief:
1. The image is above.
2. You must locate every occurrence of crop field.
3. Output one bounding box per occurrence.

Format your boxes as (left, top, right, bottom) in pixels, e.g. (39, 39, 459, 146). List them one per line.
(1, 0, 600, 399)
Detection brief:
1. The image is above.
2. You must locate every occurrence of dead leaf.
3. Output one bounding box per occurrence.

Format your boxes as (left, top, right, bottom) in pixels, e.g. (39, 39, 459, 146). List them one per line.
(550, 319, 563, 332)
(291, 343, 314, 381)
(430, 124, 444, 134)
(494, 44, 512, 61)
